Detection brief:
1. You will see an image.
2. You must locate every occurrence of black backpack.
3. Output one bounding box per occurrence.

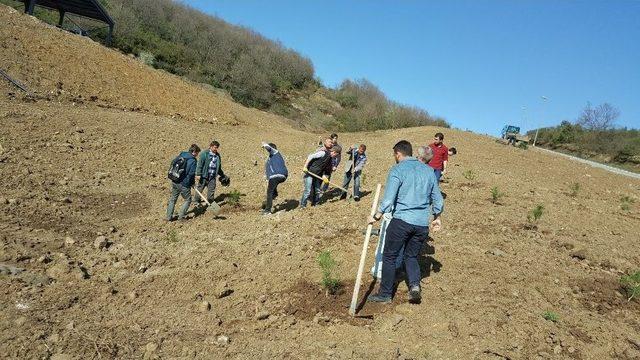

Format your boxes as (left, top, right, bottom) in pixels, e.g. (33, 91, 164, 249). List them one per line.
(167, 155, 187, 182)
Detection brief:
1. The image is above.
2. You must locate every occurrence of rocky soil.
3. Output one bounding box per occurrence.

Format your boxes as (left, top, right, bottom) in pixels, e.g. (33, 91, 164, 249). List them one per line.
(1, 5, 640, 360)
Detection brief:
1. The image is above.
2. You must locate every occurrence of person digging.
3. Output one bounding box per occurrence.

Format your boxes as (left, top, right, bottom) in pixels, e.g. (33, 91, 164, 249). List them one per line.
(300, 138, 333, 208)
(367, 140, 443, 304)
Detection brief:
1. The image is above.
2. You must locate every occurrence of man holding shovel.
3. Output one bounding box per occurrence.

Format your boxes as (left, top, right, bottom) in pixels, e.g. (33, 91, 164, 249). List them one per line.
(367, 140, 443, 304)
(195, 140, 230, 207)
(300, 139, 333, 208)
(340, 144, 367, 201)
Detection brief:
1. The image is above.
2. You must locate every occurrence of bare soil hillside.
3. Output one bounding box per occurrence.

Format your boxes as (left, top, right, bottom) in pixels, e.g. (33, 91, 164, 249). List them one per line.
(1, 5, 640, 360)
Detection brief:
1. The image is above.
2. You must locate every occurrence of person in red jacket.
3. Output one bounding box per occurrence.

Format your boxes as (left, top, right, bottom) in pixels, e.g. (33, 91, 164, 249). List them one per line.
(428, 132, 448, 181)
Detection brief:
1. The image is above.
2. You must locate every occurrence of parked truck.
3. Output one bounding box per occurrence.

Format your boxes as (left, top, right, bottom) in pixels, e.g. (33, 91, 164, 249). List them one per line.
(501, 125, 530, 146)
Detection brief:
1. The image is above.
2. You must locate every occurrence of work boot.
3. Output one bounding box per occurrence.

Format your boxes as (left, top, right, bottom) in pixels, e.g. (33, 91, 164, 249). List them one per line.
(367, 293, 392, 304)
(408, 285, 421, 304)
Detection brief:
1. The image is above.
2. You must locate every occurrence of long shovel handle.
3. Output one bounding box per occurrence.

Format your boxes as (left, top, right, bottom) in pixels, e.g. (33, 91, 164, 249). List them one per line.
(193, 186, 221, 215)
(349, 183, 382, 316)
(304, 170, 348, 193)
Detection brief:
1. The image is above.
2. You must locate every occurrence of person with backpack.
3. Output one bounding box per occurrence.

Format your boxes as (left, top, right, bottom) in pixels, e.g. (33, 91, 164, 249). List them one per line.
(261, 142, 288, 215)
(340, 143, 367, 201)
(195, 140, 230, 206)
(300, 138, 333, 208)
(166, 144, 200, 221)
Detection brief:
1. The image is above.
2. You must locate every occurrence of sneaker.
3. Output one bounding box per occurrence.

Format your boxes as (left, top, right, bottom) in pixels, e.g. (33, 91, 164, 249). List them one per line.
(367, 293, 392, 303)
(260, 210, 271, 216)
(354, 195, 360, 202)
(408, 285, 421, 304)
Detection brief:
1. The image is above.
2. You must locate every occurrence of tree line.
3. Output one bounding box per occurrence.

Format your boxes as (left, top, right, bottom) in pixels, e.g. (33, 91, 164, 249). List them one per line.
(528, 102, 639, 166)
(0, 0, 448, 131)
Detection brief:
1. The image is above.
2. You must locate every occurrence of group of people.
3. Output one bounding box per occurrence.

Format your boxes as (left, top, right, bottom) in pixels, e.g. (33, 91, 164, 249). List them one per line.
(165, 132, 453, 304)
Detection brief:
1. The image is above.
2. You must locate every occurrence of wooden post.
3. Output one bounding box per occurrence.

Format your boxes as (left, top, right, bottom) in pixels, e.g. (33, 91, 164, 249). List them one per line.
(349, 183, 382, 316)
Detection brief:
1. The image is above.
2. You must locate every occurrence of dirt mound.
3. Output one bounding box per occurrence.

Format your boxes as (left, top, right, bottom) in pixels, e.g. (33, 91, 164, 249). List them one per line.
(0, 5, 242, 124)
(1, 4, 640, 359)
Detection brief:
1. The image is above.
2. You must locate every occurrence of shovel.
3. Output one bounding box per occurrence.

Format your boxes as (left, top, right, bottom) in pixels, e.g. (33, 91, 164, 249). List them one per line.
(304, 170, 348, 193)
(193, 186, 221, 216)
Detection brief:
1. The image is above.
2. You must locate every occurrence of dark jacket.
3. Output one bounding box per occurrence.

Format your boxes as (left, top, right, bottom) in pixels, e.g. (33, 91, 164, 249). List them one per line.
(264, 146, 288, 179)
(196, 150, 225, 181)
(176, 151, 197, 188)
(308, 150, 331, 176)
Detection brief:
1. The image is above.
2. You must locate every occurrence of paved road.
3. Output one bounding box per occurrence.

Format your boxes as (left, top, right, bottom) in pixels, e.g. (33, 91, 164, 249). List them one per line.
(534, 147, 640, 180)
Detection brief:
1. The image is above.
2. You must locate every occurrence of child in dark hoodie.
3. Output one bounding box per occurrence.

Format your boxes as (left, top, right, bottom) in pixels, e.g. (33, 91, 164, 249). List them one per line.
(166, 144, 200, 221)
(262, 142, 288, 214)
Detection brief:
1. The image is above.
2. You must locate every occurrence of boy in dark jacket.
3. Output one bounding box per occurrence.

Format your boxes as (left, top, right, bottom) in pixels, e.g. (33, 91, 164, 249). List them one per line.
(195, 140, 229, 206)
(166, 144, 200, 221)
(262, 142, 288, 215)
(301, 138, 333, 208)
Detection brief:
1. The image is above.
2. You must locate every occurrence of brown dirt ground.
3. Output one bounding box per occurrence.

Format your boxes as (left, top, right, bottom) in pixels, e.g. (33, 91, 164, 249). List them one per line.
(1, 5, 640, 360)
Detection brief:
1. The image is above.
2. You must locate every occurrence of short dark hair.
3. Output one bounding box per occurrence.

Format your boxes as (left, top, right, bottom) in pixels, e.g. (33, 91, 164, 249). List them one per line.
(393, 140, 412, 156)
(330, 133, 338, 139)
(189, 144, 201, 154)
(449, 147, 457, 155)
(359, 144, 367, 151)
(210, 140, 220, 147)
(434, 132, 444, 140)
(268, 143, 277, 150)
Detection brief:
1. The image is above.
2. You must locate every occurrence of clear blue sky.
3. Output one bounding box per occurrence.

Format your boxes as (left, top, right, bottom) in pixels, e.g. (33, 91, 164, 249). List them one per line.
(190, 0, 639, 135)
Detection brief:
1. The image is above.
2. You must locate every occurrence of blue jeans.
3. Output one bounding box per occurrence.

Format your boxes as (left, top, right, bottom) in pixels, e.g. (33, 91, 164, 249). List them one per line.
(166, 182, 192, 220)
(300, 174, 321, 207)
(342, 170, 361, 197)
(379, 218, 428, 297)
(434, 169, 442, 181)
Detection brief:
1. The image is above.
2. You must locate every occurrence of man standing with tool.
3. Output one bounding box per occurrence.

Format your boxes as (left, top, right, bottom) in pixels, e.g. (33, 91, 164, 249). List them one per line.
(340, 144, 367, 201)
(300, 138, 333, 208)
(195, 140, 230, 207)
(367, 140, 444, 304)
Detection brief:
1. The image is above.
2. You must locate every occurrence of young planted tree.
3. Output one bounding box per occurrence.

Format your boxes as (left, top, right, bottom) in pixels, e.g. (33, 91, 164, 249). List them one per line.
(317, 250, 341, 296)
(490, 186, 504, 204)
(620, 271, 640, 301)
(569, 183, 581, 197)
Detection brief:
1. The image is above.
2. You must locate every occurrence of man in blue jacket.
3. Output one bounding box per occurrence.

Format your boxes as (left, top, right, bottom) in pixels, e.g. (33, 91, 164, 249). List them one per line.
(262, 142, 288, 215)
(166, 144, 200, 221)
(195, 140, 229, 206)
(367, 140, 443, 304)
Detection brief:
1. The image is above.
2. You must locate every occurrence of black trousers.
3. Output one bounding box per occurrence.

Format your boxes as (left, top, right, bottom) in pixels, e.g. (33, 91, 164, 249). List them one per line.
(265, 176, 286, 212)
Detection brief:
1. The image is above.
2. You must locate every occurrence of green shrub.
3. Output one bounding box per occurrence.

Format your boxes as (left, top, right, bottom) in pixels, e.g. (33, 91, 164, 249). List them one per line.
(490, 186, 504, 204)
(165, 229, 178, 243)
(527, 204, 544, 223)
(569, 183, 581, 197)
(620, 271, 640, 301)
(542, 311, 559, 322)
(620, 196, 635, 211)
(463, 169, 477, 181)
(137, 51, 156, 66)
(317, 250, 341, 295)
(226, 189, 243, 207)
(518, 141, 528, 150)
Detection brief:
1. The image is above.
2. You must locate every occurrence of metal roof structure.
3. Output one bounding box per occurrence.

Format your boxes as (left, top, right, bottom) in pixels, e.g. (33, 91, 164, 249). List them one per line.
(21, 0, 114, 43)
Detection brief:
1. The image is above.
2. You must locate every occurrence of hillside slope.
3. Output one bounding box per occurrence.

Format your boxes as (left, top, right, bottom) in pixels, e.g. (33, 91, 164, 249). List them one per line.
(1, 5, 640, 359)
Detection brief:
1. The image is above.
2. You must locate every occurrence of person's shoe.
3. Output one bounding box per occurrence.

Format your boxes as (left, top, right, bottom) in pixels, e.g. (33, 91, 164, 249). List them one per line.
(408, 285, 421, 304)
(260, 210, 271, 216)
(339, 193, 347, 200)
(367, 293, 392, 303)
(354, 195, 360, 202)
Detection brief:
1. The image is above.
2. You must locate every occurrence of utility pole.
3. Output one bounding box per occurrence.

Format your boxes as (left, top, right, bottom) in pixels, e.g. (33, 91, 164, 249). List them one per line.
(533, 96, 548, 147)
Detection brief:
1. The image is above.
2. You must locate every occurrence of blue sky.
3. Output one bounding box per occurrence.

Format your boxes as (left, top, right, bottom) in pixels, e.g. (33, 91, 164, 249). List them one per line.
(190, 0, 639, 135)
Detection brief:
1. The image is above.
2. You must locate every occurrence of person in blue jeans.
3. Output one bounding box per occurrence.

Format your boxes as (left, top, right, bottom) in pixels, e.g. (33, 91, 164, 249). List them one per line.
(340, 144, 368, 201)
(166, 144, 200, 221)
(300, 138, 333, 208)
(367, 140, 444, 304)
(261, 142, 288, 215)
